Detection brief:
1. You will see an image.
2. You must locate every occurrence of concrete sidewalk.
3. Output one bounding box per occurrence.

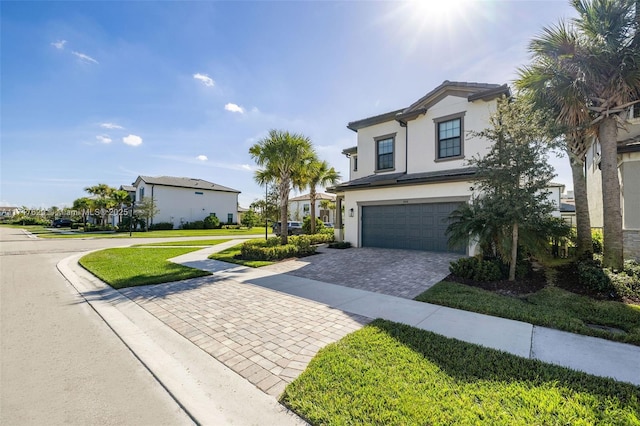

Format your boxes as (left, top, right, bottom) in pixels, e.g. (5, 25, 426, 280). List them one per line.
(172, 245, 640, 387)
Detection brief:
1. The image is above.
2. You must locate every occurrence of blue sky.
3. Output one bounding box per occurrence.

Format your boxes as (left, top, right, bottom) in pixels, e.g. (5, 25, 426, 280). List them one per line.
(1, 1, 577, 209)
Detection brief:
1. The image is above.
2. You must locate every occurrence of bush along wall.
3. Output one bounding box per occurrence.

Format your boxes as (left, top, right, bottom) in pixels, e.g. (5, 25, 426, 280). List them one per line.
(240, 236, 317, 261)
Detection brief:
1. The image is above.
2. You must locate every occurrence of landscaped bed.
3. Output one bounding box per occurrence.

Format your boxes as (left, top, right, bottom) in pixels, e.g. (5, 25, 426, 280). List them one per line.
(281, 319, 640, 425)
(415, 258, 640, 346)
(132, 238, 231, 247)
(79, 247, 211, 289)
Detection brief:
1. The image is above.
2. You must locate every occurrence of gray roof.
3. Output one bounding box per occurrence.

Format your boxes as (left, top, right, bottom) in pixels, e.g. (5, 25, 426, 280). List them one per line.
(347, 81, 509, 131)
(134, 176, 240, 193)
(560, 202, 576, 213)
(289, 192, 336, 202)
(619, 135, 640, 153)
(329, 167, 477, 192)
(119, 185, 136, 192)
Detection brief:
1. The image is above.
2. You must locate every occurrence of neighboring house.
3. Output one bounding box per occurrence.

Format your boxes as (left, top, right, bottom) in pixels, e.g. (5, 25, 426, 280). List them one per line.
(585, 105, 640, 260)
(288, 193, 336, 223)
(560, 191, 576, 227)
(119, 185, 137, 202)
(330, 80, 561, 254)
(131, 175, 240, 229)
(0, 206, 19, 218)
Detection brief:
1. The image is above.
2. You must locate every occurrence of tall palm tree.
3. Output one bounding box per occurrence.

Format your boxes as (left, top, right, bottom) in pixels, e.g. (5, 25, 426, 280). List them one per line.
(517, 23, 595, 257)
(572, 0, 640, 269)
(303, 159, 341, 234)
(522, 0, 640, 269)
(72, 197, 93, 227)
(249, 129, 315, 244)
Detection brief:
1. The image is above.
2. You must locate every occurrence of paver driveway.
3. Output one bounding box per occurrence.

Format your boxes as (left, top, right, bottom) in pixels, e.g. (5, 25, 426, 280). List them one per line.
(120, 276, 369, 397)
(264, 247, 463, 299)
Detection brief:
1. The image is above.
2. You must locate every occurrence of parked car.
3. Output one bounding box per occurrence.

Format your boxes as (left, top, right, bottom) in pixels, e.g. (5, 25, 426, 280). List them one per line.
(272, 221, 303, 236)
(52, 218, 73, 228)
(323, 222, 334, 228)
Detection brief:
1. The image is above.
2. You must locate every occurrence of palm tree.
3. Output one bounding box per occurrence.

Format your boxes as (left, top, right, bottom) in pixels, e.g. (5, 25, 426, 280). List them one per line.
(110, 189, 132, 226)
(303, 160, 341, 234)
(522, 0, 640, 269)
(571, 0, 640, 269)
(517, 22, 595, 257)
(84, 183, 113, 226)
(72, 197, 93, 228)
(249, 129, 315, 244)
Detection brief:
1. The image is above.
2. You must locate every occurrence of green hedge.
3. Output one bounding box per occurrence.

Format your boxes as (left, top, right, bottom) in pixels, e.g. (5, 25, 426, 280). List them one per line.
(240, 236, 316, 261)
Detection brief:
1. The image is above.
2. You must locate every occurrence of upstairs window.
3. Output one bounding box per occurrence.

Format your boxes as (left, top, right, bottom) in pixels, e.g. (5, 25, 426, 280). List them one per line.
(438, 118, 462, 159)
(375, 135, 395, 171)
(139, 187, 144, 200)
(353, 155, 358, 172)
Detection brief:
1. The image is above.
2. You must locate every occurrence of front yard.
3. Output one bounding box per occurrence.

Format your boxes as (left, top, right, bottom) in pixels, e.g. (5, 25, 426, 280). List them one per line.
(79, 247, 212, 288)
(281, 319, 640, 425)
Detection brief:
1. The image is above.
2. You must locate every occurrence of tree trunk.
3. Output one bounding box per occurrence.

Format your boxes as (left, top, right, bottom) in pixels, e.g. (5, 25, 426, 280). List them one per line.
(309, 187, 317, 234)
(599, 116, 624, 269)
(279, 180, 290, 245)
(509, 222, 518, 281)
(569, 150, 592, 258)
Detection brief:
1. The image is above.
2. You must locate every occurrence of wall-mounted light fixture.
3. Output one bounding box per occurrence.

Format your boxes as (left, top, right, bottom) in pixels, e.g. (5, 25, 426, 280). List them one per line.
(349, 208, 354, 217)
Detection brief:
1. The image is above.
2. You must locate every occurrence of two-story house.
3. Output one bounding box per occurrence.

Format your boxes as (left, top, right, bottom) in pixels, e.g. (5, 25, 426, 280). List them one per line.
(330, 80, 512, 254)
(585, 105, 640, 260)
(132, 175, 240, 229)
(288, 192, 336, 223)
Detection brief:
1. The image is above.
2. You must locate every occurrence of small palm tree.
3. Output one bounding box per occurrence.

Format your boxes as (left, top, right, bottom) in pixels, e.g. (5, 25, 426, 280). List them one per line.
(84, 183, 113, 225)
(249, 129, 315, 244)
(110, 189, 132, 226)
(303, 160, 341, 234)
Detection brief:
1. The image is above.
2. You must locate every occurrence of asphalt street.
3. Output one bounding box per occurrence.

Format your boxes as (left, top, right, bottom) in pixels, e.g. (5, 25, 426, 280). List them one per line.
(0, 227, 195, 425)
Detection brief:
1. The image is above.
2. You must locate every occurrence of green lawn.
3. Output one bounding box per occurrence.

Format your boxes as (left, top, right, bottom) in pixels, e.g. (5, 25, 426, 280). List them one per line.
(415, 282, 640, 345)
(132, 239, 232, 247)
(17, 226, 271, 238)
(282, 319, 640, 425)
(79, 247, 211, 289)
(208, 243, 274, 268)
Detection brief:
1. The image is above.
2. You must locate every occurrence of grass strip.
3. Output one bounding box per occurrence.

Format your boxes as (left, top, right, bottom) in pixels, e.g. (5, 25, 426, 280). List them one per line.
(132, 239, 231, 247)
(415, 282, 640, 345)
(208, 243, 274, 268)
(282, 319, 640, 425)
(79, 247, 211, 289)
(20, 226, 271, 238)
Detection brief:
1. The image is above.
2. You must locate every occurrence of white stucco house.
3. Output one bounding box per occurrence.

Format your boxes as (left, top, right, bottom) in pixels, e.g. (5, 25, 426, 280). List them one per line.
(288, 193, 336, 223)
(132, 175, 240, 229)
(585, 105, 640, 260)
(329, 80, 561, 254)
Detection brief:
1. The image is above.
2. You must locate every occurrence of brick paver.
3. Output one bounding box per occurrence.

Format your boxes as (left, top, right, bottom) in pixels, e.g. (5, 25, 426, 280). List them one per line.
(264, 247, 462, 299)
(121, 277, 369, 396)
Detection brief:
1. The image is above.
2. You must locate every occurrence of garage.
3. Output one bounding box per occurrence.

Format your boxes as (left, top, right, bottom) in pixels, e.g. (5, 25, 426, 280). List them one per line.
(361, 202, 465, 253)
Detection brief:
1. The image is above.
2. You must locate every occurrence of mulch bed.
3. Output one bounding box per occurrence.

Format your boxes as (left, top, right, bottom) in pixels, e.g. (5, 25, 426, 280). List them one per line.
(445, 268, 547, 297)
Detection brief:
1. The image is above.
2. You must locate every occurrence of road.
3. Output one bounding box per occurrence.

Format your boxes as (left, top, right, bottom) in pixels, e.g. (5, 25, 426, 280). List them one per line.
(0, 227, 194, 425)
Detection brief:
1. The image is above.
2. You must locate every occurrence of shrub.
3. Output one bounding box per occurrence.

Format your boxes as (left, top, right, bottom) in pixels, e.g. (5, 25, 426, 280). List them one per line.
(328, 241, 352, 249)
(302, 216, 325, 234)
(591, 229, 603, 254)
(306, 232, 334, 245)
(148, 222, 173, 230)
(449, 257, 502, 282)
(11, 217, 50, 226)
(181, 220, 205, 230)
(239, 236, 317, 261)
(241, 210, 259, 229)
(204, 214, 220, 229)
(577, 258, 614, 295)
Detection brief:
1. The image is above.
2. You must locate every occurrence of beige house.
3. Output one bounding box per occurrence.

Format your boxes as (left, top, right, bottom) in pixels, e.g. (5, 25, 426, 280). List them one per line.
(585, 106, 640, 260)
(330, 80, 561, 254)
(288, 193, 336, 223)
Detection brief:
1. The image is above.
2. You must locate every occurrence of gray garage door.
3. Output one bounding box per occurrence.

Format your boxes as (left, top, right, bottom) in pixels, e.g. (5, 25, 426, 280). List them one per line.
(361, 202, 465, 253)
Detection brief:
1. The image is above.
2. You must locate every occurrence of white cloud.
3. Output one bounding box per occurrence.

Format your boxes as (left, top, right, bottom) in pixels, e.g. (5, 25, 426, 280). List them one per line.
(240, 164, 253, 171)
(51, 40, 67, 50)
(224, 103, 245, 114)
(96, 135, 112, 144)
(197, 155, 208, 161)
(100, 122, 124, 130)
(193, 73, 214, 87)
(72, 51, 98, 64)
(122, 134, 143, 146)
